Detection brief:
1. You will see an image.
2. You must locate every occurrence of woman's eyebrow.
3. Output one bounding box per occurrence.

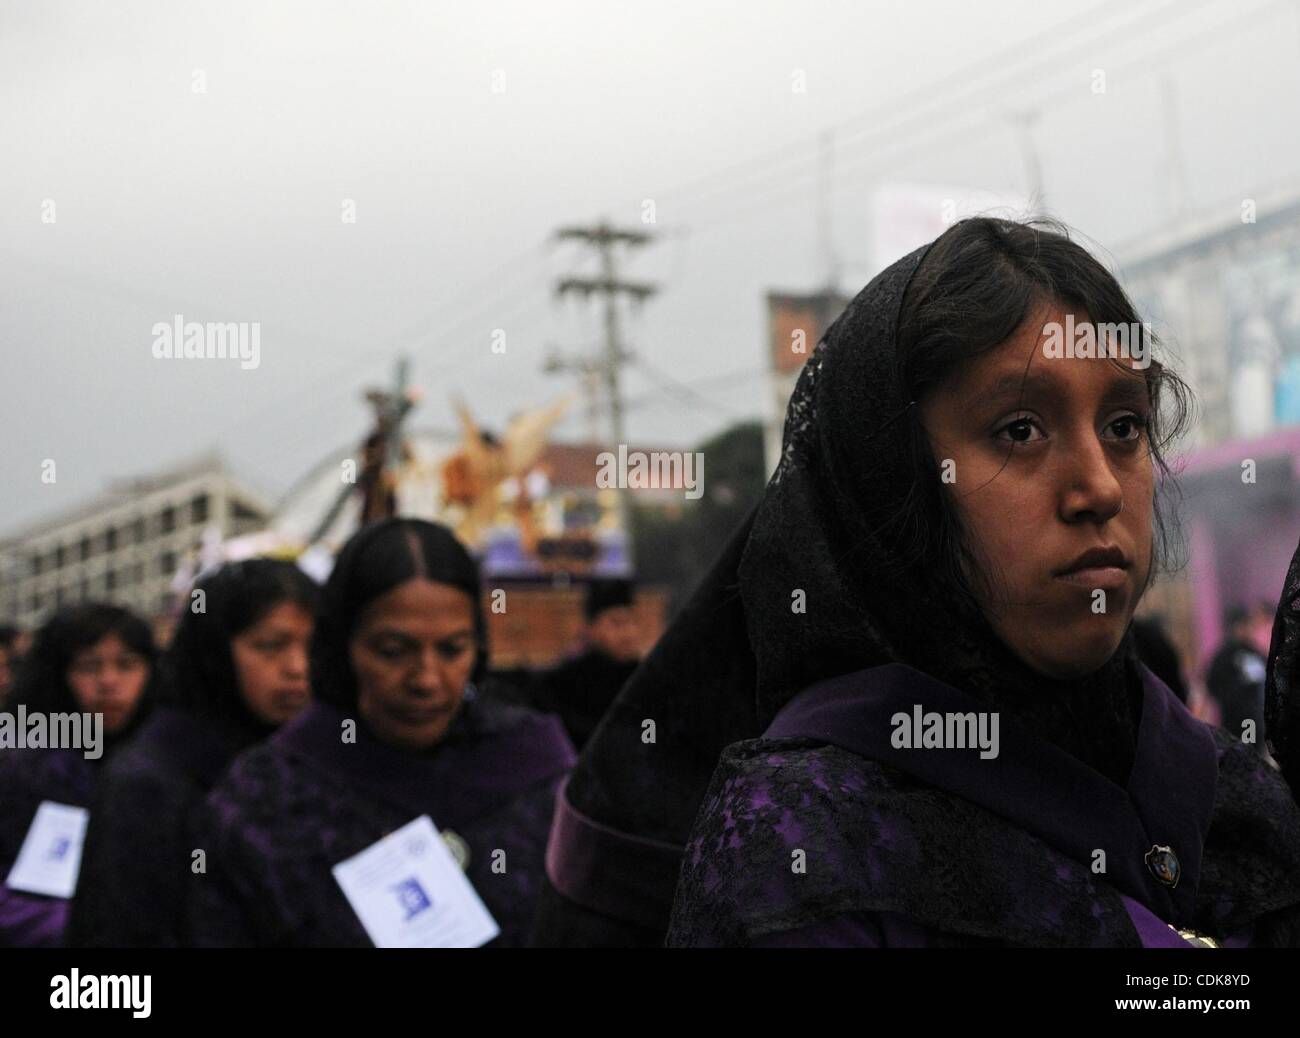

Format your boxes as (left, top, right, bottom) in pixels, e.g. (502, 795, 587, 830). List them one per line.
(1100, 375, 1152, 410)
(371, 629, 418, 643)
(979, 369, 1150, 410)
(980, 369, 1059, 405)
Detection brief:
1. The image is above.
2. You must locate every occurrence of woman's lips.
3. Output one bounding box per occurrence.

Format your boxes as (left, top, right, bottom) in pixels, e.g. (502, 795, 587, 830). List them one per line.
(273, 689, 309, 710)
(392, 706, 449, 725)
(1055, 565, 1129, 590)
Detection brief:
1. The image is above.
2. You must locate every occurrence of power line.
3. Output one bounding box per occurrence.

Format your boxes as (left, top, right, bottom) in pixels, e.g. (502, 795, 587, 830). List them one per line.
(624, 0, 1222, 221)
(664, 0, 1287, 241)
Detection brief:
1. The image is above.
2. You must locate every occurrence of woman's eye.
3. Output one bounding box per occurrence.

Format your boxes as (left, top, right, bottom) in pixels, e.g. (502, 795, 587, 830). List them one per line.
(996, 417, 1043, 444)
(439, 641, 470, 661)
(1106, 413, 1148, 441)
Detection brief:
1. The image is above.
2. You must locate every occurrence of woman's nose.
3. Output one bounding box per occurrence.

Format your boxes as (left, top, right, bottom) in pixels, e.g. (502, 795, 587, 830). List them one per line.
(1059, 435, 1123, 523)
(409, 650, 445, 696)
(284, 643, 309, 679)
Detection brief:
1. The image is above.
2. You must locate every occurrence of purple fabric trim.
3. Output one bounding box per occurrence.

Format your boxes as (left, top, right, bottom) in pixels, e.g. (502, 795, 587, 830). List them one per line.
(765, 662, 1219, 925)
(275, 701, 575, 832)
(544, 777, 685, 930)
(0, 886, 69, 948)
(1121, 895, 1194, 948)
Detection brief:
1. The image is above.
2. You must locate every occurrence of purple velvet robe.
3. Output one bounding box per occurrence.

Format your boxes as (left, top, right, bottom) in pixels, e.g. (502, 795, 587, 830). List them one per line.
(188, 696, 575, 947)
(0, 747, 97, 947)
(668, 663, 1300, 947)
(66, 706, 249, 947)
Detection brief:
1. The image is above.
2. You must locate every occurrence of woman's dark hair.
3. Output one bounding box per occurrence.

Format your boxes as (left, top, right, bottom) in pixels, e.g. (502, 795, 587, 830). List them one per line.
(311, 518, 488, 710)
(160, 558, 320, 732)
(892, 215, 1193, 622)
(14, 603, 159, 724)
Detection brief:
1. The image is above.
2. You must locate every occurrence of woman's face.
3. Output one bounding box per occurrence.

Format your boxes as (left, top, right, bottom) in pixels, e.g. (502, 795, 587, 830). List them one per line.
(67, 633, 150, 735)
(918, 304, 1155, 679)
(230, 600, 314, 726)
(349, 578, 478, 751)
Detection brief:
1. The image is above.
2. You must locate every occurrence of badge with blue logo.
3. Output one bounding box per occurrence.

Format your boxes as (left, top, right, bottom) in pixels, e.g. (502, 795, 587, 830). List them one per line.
(392, 876, 433, 920)
(5, 801, 89, 899)
(332, 815, 499, 947)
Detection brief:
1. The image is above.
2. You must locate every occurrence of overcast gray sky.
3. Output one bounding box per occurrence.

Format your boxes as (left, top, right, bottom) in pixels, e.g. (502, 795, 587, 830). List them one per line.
(3, 0, 1298, 531)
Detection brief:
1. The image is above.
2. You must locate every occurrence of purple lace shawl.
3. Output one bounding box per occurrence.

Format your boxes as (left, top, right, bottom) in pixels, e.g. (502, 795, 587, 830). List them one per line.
(668, 663, 1300, 947)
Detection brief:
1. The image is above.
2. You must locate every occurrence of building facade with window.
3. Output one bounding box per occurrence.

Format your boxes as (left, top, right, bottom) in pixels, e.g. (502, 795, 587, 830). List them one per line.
(0, 453, 270, 628)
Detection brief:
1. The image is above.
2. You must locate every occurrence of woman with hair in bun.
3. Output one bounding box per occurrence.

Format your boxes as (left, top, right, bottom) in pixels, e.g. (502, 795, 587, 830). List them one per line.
(0, 603, 156, 946)
(67, 558, 319, 947)
(188, 519, 575, 947)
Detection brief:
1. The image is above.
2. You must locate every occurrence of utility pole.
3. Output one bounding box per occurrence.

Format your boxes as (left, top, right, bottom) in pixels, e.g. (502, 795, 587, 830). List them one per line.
(552, 221, 657, 569)
(1010, 109, 1044, 216)
(1159, 77, 1189, 225)
(817, 130, 840, 293)
(542, 345, 603, 444)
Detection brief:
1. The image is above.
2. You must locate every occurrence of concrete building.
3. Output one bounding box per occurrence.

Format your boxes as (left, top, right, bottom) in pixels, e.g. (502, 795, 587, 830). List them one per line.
(0, 452, 270, 628)
(1119, 183, 1300, 450)
(1117, 186, 1300, 675)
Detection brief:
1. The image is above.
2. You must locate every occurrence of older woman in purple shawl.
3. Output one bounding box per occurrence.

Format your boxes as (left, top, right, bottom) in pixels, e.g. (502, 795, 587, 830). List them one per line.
(187, 518, 575, 947)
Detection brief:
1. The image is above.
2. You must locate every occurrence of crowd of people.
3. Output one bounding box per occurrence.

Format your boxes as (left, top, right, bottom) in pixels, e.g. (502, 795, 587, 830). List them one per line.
(3, 216, 1300, 948)
(0, 523, 645, 948)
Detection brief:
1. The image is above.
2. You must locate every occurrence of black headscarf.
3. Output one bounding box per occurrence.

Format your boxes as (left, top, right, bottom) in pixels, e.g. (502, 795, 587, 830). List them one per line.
(1266, 537, 1300, 798)
(542, 228, 1145, 944)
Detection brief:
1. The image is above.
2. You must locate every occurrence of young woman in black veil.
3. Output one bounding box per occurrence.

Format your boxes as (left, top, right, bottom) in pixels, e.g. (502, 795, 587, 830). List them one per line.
(539, 216, 1300, 947)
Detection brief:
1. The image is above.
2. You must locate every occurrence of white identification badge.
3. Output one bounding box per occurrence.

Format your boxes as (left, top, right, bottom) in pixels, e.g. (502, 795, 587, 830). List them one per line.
(331, 815, 500, 948)
(5, 801, 90, 899)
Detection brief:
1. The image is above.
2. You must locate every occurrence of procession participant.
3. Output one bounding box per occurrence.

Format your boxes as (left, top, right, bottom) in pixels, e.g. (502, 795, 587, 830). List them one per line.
(67, 559, 319, 947)
(0, 604, 155, 946)
(666, 216, 1300, 946)
(532, 578, 642, 750)
(189, 518, 575, 947)
(0, 625, 20, 709)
